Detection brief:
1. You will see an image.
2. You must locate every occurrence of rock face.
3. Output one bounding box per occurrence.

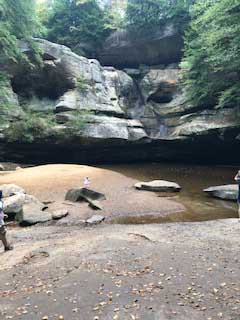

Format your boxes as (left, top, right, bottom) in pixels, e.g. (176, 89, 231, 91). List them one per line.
(0, 38, 239, 164)
(20, 39, 147, 143)
(204, 185, 238, 201)
(0, 184, 59, 225)
(98, 23, 184, 68)
(135, 181, 181, 192)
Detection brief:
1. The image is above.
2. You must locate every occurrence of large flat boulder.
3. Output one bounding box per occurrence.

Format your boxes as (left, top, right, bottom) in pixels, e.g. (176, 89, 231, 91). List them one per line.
(135, 180, 181, 192)
(204, 185, 238, 201)
(65, 188, 106, 210)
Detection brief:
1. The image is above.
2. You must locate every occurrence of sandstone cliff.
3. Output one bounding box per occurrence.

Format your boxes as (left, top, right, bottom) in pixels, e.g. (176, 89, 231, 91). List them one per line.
(0, 38, 239, 164)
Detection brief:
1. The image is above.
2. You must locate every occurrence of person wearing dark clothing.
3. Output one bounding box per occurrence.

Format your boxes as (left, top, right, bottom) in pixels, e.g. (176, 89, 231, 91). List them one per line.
(234, 171, 240, 219)
(0, 190, 13, 251)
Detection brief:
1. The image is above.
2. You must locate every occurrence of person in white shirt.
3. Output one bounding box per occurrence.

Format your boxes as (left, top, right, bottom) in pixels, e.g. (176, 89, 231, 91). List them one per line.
(0, 191, 13, 251)
(84, 177, 90, 188)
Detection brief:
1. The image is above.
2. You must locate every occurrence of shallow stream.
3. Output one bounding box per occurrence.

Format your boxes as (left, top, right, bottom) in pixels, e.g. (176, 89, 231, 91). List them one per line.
(102, 163, 239, 223)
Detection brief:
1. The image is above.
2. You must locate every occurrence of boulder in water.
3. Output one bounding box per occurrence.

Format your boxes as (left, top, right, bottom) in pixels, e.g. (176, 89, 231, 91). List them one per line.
(135, 180, 181, 192)
(203, 185, 238, 201)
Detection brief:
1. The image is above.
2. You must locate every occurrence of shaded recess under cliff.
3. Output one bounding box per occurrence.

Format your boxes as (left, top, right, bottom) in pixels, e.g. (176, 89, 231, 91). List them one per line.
(98, 23, 184, 68)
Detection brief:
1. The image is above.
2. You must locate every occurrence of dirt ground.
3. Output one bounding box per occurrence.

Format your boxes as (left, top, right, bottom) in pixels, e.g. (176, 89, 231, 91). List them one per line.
(0, 219, 239, 320)
(0, 165, 239, 320)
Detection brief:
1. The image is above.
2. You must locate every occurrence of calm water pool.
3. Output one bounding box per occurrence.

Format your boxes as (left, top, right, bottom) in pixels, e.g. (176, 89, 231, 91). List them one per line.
(102, 163, 239, 223)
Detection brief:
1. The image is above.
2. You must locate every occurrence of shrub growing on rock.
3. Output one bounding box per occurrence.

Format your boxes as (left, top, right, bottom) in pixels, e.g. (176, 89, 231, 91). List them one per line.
(4, 112, 56, 143)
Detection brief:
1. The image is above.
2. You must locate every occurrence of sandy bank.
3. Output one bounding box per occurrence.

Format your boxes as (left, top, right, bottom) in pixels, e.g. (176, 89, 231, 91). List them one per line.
(0, 164, 185, 222)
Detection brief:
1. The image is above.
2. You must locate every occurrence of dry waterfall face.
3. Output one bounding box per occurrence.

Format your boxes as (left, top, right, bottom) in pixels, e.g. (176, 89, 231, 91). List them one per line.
(0, 38, 239, 164)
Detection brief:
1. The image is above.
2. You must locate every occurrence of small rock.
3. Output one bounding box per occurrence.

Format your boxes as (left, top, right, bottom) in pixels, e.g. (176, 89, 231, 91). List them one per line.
(0, 164, 5, 171)
(52, 209, 69, 220)
(15, 166, 22, 170)
(86, 215, 105, 225)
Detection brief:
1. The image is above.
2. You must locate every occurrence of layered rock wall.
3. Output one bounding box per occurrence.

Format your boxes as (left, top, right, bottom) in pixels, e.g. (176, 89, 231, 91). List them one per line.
(0, 38, 239, 164)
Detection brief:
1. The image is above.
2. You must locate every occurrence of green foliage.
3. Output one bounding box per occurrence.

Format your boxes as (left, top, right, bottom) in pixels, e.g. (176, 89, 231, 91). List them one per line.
(125, 0, 194, 33)
(76, 76, 88, 92)
(4, 108, 90, 143)
(67, 111, 91, 136)
(0, 0, 41, 64)
(18, 97, 56, 115)
(46, 0, 114, 55)
(4, 112, 56, 143)
(182, 0, 240, 109)
(0, 72, 16, 112)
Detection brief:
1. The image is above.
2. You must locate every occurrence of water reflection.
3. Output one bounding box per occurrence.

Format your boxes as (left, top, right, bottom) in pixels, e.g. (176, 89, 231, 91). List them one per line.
(102, 163, 238, 223)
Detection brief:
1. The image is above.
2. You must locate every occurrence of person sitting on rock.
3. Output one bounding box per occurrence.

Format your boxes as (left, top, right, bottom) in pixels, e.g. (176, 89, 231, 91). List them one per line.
(234, 170, 240, 219)
(0, 191, 13, 251)
(84, 177, 90, 189)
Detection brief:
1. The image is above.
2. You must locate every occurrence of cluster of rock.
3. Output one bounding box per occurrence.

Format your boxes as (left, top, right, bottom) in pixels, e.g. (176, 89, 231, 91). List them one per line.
(1, 180, 238, 229)
(1, 184, 68, 226)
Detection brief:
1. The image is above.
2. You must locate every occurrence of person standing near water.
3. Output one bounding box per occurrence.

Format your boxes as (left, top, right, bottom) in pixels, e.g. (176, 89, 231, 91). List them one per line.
(0, 191, 13, 251)
(234, 170, 240, 218)
(84, 177, 90, 188)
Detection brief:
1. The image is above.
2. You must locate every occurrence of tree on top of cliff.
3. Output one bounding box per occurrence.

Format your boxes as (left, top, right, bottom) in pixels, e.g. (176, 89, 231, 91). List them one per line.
(125, 0, 194, 33)
(0, 0, 41, 64)
(181, 0, 240, 109)
(46, 0, 114, 56)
